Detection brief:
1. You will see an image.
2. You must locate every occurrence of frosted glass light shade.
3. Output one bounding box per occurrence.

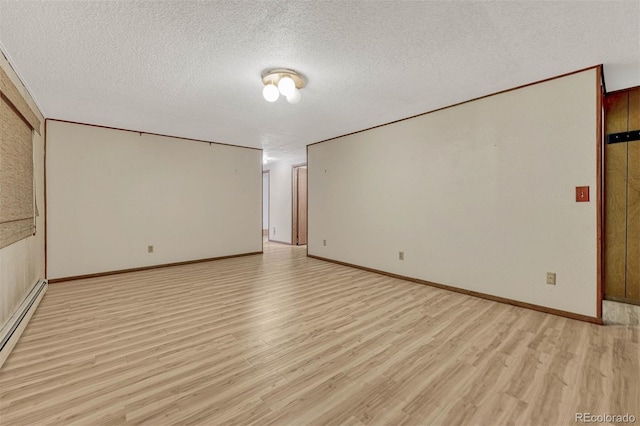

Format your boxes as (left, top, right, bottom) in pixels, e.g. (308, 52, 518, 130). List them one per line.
(263, 84, 279, 102)
(278, 77, 295, 96)
(287, 88, 302, 104)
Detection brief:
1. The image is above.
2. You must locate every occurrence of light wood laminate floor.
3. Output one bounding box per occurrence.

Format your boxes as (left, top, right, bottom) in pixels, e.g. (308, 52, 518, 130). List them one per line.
(1, 242, 639, 425)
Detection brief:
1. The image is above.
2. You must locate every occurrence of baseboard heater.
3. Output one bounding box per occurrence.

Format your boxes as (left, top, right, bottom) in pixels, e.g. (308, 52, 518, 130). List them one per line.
(0, 279, 47, 369)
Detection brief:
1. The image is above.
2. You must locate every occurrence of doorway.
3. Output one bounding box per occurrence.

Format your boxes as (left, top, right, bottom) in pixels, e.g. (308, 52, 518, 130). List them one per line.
(292, 164, 307, 245)
(262, 171, 269, 239)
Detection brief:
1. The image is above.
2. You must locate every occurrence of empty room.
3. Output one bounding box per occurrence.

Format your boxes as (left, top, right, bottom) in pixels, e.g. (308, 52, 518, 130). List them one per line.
(1, 1, 639, 425)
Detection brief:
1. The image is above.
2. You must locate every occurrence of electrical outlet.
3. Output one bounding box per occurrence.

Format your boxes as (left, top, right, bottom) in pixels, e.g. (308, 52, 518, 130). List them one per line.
(399, 251, 404, 260)
(323, 239, 326, 246)
(273, 227, 276, 235)
(148, 245, 154, 253)
(546, 272, 556, 285)
(576, 186, 589, 202)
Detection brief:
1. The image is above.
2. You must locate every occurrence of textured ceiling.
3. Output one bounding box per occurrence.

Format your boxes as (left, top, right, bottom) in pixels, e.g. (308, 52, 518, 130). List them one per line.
(0, 1, 638, 162)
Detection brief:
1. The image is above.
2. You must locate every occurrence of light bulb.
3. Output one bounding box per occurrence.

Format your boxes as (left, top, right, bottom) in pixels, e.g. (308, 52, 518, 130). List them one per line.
(278, 76, 295, 96)
(287, 88, 302, 104)
(262, 84, 279, 102)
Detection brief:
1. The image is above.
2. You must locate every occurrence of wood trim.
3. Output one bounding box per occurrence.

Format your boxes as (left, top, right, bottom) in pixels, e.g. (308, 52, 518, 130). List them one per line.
(604, 295, 640, 307)
(308, 65, 601, 147)
(307, 254, 603, 325)
(46, 118, 261, 151)
(48, 251, 263, 284)
(44, 119, 48, 278)
(0, 66, 41, 133)
(596, 64, 604, 319)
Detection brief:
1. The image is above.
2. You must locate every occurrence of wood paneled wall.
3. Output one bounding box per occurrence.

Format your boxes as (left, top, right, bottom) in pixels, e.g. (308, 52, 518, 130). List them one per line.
(0, 55, 45, 335)
(604, 86, 640, 304)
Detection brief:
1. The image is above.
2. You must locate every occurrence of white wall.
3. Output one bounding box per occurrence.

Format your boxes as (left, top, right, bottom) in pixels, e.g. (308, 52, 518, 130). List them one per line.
(46, 121, 262, 279)
(265, 154, 305, 244)
(308, 69, 598, 318)
(0, 54, 45, 329)
(262, 172, 269, 230)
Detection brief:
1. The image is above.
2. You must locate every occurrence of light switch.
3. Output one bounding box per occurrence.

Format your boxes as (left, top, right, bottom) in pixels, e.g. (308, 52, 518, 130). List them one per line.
(576, 186, 589, 202)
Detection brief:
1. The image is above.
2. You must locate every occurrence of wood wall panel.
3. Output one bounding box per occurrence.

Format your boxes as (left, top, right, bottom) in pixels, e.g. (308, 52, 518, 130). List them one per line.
(628, 88, 640, 129)
(605, 91, 631, 133)
(605, 87, 640, 303)
(604, 91, 629, 299)
(628, 141, 640, 301)
(626, 88, 640, 301)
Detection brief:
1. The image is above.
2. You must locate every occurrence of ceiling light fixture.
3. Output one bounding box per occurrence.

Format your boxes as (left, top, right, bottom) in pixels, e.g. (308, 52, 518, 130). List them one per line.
(262, 68, 306, 104)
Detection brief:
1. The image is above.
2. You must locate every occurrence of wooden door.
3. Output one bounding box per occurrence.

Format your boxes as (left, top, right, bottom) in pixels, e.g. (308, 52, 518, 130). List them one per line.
(627, 88, 640, 301)
(604, 86, 640, 304)
(296, 167, 307, 245)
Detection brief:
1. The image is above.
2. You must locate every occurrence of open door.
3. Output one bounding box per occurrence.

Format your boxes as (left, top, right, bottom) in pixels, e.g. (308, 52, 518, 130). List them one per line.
(262, 171, 269, 238)
(292, 165, 307, 245)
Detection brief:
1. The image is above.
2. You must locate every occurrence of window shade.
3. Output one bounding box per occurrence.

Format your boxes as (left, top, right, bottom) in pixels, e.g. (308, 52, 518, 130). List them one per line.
(0, 66, 40, 249)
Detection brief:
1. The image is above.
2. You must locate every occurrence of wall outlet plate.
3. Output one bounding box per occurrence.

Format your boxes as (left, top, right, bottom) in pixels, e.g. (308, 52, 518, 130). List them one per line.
(399, 251, 404, 260)
(546, 272, 556, 285)
(576, 186, 589, 202)
(323, 239, 326, 246)
(148, 245, 154, 253)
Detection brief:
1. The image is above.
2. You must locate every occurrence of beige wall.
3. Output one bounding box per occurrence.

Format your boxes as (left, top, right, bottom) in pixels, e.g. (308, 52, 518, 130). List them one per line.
(0, 54, 45, 329)
(308, 69, 598, 317)
(46, 121, 262, 279)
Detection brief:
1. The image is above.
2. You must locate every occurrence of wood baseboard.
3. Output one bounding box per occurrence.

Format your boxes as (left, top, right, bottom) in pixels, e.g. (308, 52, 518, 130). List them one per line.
(48, 252, 263, 283)
(307, 254, 602, 325)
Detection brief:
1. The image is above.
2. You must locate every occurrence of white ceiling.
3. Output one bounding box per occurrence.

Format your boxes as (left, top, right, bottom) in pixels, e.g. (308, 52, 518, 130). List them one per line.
(0, 1, 638, 162)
